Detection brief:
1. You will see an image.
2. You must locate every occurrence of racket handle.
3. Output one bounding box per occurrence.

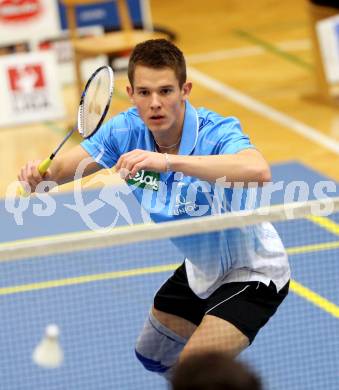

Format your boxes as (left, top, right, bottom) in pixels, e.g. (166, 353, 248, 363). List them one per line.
(18, 157, 52, 197)
(38, 157, 52, 174)
(18, 184, 30, 197)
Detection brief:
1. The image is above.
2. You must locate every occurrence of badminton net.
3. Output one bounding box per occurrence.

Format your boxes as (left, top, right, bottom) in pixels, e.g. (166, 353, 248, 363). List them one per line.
(0, 196, 338, 390)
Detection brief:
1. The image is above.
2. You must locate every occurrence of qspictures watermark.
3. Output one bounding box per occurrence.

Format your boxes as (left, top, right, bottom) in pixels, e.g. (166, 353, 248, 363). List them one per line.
(5, 177, 337, 230)
(6, 157, 338, 230)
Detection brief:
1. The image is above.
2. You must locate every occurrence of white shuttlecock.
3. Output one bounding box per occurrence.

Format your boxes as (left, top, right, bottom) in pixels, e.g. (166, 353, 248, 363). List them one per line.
(32, 324, 64, 368)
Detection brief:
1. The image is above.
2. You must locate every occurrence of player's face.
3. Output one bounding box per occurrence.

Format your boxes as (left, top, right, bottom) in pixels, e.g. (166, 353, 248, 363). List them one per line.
(127, 65, 191, 136)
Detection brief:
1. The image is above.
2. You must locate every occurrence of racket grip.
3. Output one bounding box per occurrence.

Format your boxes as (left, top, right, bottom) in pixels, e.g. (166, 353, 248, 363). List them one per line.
(18, 184, 30, 197)
(18, 157, 52, 197)
(38, 157, 52, 174)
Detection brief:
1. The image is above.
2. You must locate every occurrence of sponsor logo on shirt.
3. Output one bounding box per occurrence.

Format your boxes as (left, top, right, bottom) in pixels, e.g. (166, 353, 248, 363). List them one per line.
(173, 193, 199, 215)
(127, 170, 159, 191)
(172, 181, 199, 216)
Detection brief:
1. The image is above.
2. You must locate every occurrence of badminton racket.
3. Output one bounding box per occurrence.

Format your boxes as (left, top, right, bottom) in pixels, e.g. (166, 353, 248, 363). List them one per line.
(19, 65, 114, 195)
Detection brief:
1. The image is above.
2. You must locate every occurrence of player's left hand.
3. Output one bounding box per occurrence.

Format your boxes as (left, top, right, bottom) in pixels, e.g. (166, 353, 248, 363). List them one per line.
(115, 150, 168, 179)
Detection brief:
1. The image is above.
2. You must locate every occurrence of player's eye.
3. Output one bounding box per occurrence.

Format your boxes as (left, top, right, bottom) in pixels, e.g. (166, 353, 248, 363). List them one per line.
(137, 90, 149, 96)
(161, 88, 173, 95)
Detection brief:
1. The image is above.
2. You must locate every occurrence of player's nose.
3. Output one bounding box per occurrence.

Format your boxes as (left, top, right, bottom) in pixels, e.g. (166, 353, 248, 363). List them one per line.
(150, 92, 161, 109)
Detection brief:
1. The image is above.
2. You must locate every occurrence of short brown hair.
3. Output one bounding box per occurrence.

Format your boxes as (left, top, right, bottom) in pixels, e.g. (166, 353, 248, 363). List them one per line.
(128, 39, 187, 88)
(172, 352, 262, 390)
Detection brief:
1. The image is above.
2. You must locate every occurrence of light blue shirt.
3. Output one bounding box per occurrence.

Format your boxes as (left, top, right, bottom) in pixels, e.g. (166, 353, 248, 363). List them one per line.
(81, 101, 289, 297)
(81, 100, 254, 222)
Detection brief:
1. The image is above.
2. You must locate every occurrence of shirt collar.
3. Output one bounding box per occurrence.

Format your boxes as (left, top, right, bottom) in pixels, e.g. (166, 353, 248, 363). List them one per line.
(145, 100, 199, 155)
(178, 100, 199, 156)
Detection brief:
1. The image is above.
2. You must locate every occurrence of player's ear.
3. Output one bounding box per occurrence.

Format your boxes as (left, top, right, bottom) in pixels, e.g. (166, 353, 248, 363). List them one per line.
(182, 81, 192, 100)
(126, 85, 134, 103)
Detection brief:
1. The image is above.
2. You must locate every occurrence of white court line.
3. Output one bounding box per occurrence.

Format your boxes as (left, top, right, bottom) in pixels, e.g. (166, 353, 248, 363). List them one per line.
(112, 39, 311, 71)
(188, 66, 339, 155)
(186, 39, 311, 64)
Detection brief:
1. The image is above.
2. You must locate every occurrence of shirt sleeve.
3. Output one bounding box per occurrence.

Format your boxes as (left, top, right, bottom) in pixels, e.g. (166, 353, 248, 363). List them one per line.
(216, 117, 254, 154)
(80, 114, 129, 168)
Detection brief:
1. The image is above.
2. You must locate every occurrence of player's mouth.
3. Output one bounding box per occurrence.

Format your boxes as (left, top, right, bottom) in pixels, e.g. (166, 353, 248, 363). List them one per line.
(149, 115, 165, 123)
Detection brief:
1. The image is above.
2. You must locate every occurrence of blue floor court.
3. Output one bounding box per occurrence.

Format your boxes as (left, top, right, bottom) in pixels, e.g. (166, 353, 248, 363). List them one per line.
(0, 162, 338, 390)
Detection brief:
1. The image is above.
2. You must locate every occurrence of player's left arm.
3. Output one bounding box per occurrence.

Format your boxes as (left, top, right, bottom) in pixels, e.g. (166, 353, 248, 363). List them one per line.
(115, 148, 271, 186)
(166, 148, 271, 185)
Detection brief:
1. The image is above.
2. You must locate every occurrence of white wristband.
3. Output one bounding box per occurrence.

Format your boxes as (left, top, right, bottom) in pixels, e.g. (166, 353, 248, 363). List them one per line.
(164, 153, 171, 172)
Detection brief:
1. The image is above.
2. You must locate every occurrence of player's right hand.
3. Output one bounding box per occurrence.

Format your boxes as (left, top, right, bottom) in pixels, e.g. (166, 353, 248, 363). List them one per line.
(17, 160, 52, 194)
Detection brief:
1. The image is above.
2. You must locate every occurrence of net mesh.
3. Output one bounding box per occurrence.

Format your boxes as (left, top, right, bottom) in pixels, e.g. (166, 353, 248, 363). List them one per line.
(1, 197, 338, 390)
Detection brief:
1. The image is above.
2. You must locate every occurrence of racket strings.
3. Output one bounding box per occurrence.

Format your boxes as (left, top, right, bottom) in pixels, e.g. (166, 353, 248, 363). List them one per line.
(79, 67, 114, 138)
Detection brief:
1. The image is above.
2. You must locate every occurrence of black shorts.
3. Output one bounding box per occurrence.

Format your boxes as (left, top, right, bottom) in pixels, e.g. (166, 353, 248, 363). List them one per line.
(154, 263, 289, 344)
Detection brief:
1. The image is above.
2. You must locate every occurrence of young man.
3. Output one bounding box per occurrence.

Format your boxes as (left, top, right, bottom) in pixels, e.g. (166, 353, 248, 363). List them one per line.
(18, 39, 290, 381)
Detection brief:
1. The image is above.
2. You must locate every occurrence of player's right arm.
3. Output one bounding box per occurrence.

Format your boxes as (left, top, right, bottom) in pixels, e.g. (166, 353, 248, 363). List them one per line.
(18, 145, 101, 193)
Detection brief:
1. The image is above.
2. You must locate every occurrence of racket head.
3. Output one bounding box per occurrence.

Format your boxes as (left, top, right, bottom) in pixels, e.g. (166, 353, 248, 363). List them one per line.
(78, 65, 114, 138)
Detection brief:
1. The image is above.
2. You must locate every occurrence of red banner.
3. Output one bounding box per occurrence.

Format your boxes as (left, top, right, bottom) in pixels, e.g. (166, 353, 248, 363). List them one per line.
(0, 0, 42, 23)
(7, 64, 45, 92)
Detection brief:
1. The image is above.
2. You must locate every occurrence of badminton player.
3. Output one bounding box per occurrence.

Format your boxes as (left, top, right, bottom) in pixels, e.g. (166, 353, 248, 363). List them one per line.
(18, 39, 290, 382)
